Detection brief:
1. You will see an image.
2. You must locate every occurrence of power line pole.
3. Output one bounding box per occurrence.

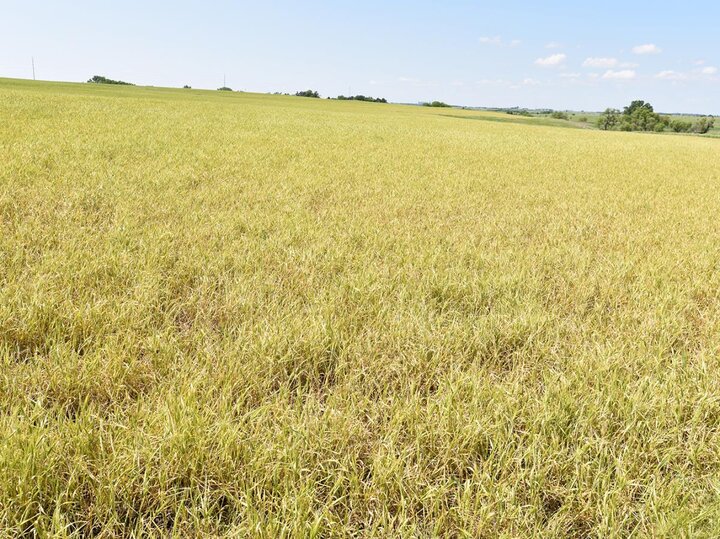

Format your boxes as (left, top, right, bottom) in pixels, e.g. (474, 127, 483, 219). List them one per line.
(32, 57, 35, 80)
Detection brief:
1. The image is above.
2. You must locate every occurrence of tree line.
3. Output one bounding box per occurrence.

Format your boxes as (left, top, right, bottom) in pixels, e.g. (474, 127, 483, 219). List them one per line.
(598, 101, 714, 134)
(295, 90, 388, 102)
(337, 95, 387, 103)
(87, 75, 133, 86)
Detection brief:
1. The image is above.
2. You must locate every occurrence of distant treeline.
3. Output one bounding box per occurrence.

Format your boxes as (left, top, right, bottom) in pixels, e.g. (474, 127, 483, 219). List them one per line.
(488, 107, 552, 116)
(295, 90, 320, 98)
(422, 101, 451, 108)
(599, 101, 714, 134)
(87, 75, 133, 86)
(337, 95, 387, 103)
(292, 90, 389, 102)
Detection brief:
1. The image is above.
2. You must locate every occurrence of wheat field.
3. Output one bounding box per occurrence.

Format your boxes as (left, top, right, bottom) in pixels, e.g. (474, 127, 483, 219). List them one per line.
(2, 78, 720, 537)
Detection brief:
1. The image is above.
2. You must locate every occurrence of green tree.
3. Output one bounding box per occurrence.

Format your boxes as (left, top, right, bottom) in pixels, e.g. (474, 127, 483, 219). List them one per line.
(597, 108, 620, 130)
(624, 100, 654, 116)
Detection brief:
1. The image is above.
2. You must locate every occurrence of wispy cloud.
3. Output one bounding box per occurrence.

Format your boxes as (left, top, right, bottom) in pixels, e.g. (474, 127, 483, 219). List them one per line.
(701, 66, 718, 75)
(479, 36, 521, 47)
(559, 73, 581, 79)
(479, 36, 502, 45)
(522, 78, 541, 86)
(602, 69, 636, 80)
(535, 53, 567, 67)
(545, 42, 561, 49)
(583, 57, 618, 68)
(632, 44, 661, 55)
(475, 78, 509, 85)
(655, 70, 686, 80)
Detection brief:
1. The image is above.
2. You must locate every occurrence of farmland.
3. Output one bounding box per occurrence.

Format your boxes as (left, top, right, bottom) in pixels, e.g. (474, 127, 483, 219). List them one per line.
(2, 78, 720, 537)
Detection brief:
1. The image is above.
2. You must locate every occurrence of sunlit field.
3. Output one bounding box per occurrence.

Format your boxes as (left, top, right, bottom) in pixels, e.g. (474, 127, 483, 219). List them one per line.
(2, 78, 720, 537)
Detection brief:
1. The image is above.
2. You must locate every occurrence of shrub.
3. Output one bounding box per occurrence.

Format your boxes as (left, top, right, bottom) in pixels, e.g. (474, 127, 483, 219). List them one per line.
(692, 117, 715, 134)
(670, 120, 693, 133)
(550, 111, 570, 120)
(423, 101, 451, 108)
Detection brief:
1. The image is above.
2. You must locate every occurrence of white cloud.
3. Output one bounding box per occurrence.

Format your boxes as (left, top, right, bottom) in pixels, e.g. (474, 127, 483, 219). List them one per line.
(559, 73, 581, 78)
(583, 57, 618, 68)
(701, 66, 718, 75)
(602, 69, 636, 80)
(632, 44, 661, 55)
(535, 53, 567, 67)
(480, 36, 521, 47)
(655, 70, 687, 80)
(545, 42, 561, 49)
(619, 62, 639, 68)
(522, 78, 540, 86)
(694, 60, 706, 66)
(475, 78, 508, 85)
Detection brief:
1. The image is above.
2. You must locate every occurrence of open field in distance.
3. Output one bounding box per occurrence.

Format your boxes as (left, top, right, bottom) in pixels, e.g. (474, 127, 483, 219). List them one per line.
(2, 78, 720, 537)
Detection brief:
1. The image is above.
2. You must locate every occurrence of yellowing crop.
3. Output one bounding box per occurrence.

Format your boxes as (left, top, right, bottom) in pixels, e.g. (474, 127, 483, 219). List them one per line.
(2, 78, 720, 537)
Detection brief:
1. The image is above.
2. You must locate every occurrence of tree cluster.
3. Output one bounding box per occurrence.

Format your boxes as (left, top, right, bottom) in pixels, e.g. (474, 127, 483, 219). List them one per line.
(422, 101, 451, 108)
(295, 90, 320, 98)
(87, 75, 133, 86)
(217, 87, 233, 91)
(598, 101, 714, 134)
(336, 95, 387, 103)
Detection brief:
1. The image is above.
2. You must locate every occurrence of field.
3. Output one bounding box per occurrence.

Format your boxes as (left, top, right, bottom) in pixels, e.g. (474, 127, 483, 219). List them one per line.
(2, 77, 720, 537)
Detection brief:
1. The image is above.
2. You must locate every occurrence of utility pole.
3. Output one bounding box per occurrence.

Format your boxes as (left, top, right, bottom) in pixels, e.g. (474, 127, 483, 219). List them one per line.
(32, 57, 35, 80)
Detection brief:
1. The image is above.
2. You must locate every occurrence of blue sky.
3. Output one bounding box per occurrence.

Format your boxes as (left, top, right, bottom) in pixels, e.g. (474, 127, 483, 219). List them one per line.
(2, 1, 719, 113)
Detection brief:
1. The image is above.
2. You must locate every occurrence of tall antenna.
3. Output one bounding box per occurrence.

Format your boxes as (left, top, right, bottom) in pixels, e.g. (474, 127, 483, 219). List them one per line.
(223, 73, 226, 87)
(32, 57, 36, 80)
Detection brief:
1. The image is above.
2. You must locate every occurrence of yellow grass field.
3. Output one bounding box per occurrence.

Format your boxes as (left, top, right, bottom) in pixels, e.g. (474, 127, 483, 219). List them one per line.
(2, 77, 720, 537)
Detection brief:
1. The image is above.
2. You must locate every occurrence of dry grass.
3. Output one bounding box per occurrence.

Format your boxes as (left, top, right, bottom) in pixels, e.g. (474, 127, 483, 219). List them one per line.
(2, 77, 720, 537)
